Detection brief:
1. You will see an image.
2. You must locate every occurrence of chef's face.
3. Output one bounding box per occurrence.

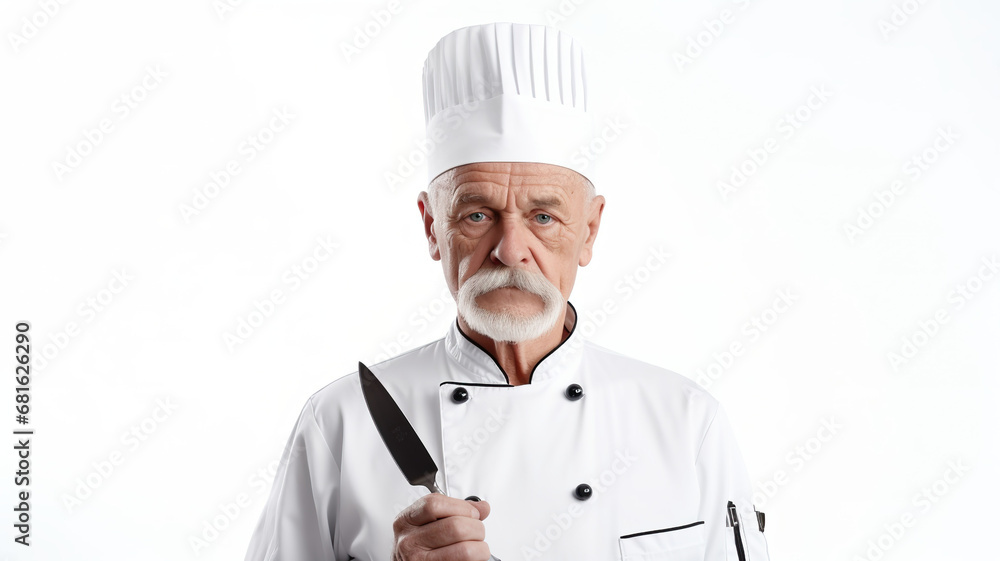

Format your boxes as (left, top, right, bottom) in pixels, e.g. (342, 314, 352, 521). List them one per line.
(417, 162, 605, 330)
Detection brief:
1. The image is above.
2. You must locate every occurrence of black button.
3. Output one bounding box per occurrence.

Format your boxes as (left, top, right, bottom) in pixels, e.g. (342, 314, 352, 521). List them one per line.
(573, 483, 592, 500)
(465, 495, 481, 502)
(451, 387, 469, 403)
(566, 383, 584, 401)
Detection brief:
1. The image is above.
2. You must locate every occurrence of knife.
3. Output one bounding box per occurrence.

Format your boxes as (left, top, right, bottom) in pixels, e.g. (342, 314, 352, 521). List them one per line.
(358, 360, 443, 494)
(358, 361, 501, 560)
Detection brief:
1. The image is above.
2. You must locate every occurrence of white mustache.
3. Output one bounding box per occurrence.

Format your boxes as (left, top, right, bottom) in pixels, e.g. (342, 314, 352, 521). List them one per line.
(466, 266, 555, 300)
(457, 265, 565, 344)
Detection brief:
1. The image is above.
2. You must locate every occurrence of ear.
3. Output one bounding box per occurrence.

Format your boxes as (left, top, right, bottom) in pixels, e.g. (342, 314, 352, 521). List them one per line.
(417, 192, 441, 261)
(578, 195, 605, 267)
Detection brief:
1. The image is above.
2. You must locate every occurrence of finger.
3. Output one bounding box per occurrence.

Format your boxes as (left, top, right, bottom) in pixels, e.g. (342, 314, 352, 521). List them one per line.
(417, 515, 486, 550)
(425, 539, 492, 561)
(400, 493, 481, 528)
(467, 499, 490, 521)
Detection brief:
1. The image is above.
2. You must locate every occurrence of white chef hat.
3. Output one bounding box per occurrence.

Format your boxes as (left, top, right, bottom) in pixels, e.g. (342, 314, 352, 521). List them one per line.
(422, 22, 597, 188)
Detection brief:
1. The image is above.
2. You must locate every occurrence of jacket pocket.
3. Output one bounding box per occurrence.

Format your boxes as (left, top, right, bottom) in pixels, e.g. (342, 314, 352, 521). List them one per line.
(725, 501, 770, 561)
(618, 520, 706, 561)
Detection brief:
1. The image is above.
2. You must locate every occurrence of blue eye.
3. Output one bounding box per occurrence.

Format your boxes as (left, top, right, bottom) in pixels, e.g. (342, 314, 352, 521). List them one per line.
(536, 214, 552, 224)
(469, 212, 486, 222)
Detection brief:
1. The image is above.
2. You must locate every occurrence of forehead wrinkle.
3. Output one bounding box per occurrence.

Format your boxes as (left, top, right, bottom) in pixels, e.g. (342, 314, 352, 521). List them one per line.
(452, 185, 569, 211)
(440, 164, 583, 215)
(452, 165, 579, 190)
(447, 181, 502, 209)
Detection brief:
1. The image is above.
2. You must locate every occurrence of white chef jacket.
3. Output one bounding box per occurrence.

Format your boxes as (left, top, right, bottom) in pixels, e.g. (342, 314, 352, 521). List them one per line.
(245, 301, 771, 561)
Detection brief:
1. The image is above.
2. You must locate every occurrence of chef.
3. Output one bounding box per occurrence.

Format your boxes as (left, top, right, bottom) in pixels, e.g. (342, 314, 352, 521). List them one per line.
(244, 22, 772, 561)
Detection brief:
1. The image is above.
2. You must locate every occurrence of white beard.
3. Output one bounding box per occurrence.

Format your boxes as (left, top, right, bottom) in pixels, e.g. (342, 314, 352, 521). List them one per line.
(457, 266, 565, 344)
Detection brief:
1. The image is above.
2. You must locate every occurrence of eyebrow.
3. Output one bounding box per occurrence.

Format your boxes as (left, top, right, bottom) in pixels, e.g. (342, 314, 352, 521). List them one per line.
(454, 192, 565, 209)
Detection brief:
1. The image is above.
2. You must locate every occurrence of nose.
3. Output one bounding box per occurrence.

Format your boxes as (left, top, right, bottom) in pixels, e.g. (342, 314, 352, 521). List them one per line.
(490, 216, 531, 267)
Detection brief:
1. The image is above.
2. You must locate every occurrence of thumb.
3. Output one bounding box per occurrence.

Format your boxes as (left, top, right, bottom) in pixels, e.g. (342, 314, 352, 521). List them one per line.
(466, 498, 491, 521)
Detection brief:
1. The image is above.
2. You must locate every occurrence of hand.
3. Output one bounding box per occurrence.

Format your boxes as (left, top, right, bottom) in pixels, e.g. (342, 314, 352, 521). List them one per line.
(391, 493, 493, 561)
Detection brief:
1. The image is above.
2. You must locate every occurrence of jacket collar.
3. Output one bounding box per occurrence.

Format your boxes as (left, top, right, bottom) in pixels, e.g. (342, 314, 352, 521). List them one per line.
(444, 300, 584, 386)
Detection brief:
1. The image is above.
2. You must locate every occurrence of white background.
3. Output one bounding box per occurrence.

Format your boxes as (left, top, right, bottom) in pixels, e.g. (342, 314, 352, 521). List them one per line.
(2, 0, 998, 559)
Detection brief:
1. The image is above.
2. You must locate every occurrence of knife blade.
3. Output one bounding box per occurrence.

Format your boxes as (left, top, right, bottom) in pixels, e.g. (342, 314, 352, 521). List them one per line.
(358, 361, 501, 561)
(358, 360, 443, 494)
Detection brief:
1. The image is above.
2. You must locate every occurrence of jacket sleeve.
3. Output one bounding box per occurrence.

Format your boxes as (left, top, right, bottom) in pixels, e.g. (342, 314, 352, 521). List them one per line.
(244, 395, 341, 561)
(694, 401, 771, 561)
